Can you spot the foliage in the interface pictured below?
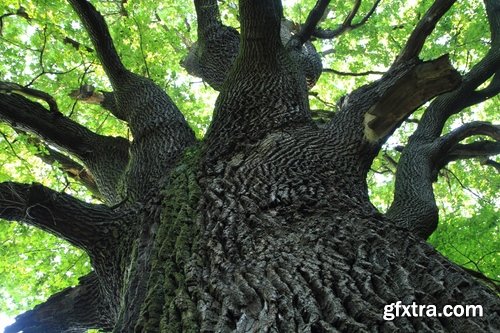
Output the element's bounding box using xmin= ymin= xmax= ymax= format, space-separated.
xmin=0 ymin=0 xmax=498 ymax=318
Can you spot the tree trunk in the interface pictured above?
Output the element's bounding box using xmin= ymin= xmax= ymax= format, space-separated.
xmin=1 ymin=0 xmax=499 ymax=332
xmin=126 ymin=132 xmax=498 ymax=333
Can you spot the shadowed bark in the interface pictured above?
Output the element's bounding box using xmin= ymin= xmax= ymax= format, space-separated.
xmin=0 ymin=182 xmax=121 ymax=254
xmin=4 ymin=273 xmax=113 ymax=333
xmin=1 ymin=0 xmax=499 ymax=332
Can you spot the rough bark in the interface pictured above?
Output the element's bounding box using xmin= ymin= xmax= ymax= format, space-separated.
xmin=68 ymin=0 xmax=196 ymax=202
xmin=387 ymin=0 xmax=500 ymax=239
xmin=0 ymin=92 xmax=129 ymax=204
xmin=4 ymin=273 xmax=113 ymax=333
xmin=1 ymin=0 xmax=499 ymax=332
xmin=182 ymin=0 xmax=323 ymax=91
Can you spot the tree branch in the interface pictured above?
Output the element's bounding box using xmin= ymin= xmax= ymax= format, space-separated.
xmin=312 ymin=0 xmax=381 ymax=39
xmin=32 ymin=140 xmax=102 ymax=199
xmin=184 ymin=1 xmax=323 ymax=90
xmin=68 ymin=0 xmax=197 ymax=201
xmin=433 ymin=122 xmax=500 ymax=168
xmin=364 ymin=55 xmax=461 ymax=143
xmin=0 ymin=81 xmax=59 ymax=113
xmin=0 ymin=6 xmax=31 ymax=36
xmin=444 ymin=141 xmax=500 ymax=163
xmin=481 ymin=158 xmax=500 ymax=172
xmin=386 ymin=0 xmax=500 ymax=240
xmin=465 ymin=68 xmax=500 ymax=107
xmin=436 ymin=121 xmax=500 ymax=155
xmin=0 ymin=182 xmax=121 ymax=252
xmin=295 ymin=0 xmax=331 ymax=44
xmin=412 ymin=0 xmax=500 ymax=141
xmin=0 ymin=92 xmax=130 ymax=204
xmin=5 ymin=272 xmax=114 ymax=333
xmin=181 ymin=0 xmax=240 ymax=90
xmin=194 ymin=0 xmax=223 ymax=38
xmin=203 ymin=0 xmax=315 ymax=161
xmin=68 ymin=0 xmax=127 ymax=85
xmin=322 ymin=67 xmax=385 ymax=76
xmin=239 ymin=0 xmax=283 ymax=57
xmin=396 ymin=0 xmax=457 ymax=63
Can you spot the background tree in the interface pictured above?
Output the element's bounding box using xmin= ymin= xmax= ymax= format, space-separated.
xmin=0 ymin=0 xmax=498 ymax=332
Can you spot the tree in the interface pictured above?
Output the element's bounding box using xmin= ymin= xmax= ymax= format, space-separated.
xmin=0 ymin=0 xmax=499 ymax=331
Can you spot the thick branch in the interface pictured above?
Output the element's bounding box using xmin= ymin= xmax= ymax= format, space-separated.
xmin=385 ymin=0 xmax=499 ymax=236
xmin=68 ymin=1 xmax=197 ymax=200
xmin=444 ymin=141 xmax=500 ymax=164
xmin=386 ymin=136 xmax=499 ymax=238
xmin=323 ymin=67 xmax=385 ymax=76
xmin=413 ymin=0 xmax=500 ymax=141
xmin=386 ymin=1 xmax=500 ymax=239
xmin=68 ymin=0 xmax=127 ymax=85
xmin=364 ymin=55 xmax=461 ymax=143
xmin=0 ymin=92 xmax=94 ymax=154
xmin=5 ymin=272 xmax=114 ymax=333
xmin=434 ymin=122 xmax=500 ymax=168
xmin=239 ymin=0 xmax=283 ymax=57
xmin=386 ymin=122 xmax=499 ymax=240
xmin=385 ymin=145 xmax=439 ymax=240
xmin=296 ymin=0 xmax=331 ymax=44
xmin=396 ymin=0 xmax=457 ymax=63
xmin=0 ymin=81 xmax=59 ymax=113
xmin=437 ymin=122 xmax=500 ymax=154
xmin=312 ymin=0 xmax=380 ymax=39
xmin=184 ymin=1 xmax=323 ymax=90
xmin=466 ymin=68 xmax=500 ymax=107
xmin=324 ymin=56 xmax=460 ymax=184
xmin=203 ymin=0 xmax=314 ymax=161
xmin=0 ymin=182 xmax=121 ymax=252
xmin=194 ymin=0 xmax=223 ymax=39
xmin=181 ymin=0 xmax=240 ymax=90
xmin=0 ymin=92 xmax=129 ymax=204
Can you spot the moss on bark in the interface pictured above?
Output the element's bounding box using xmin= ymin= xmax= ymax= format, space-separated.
xmin=136 ymin=147 xmax=202 ymax=333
